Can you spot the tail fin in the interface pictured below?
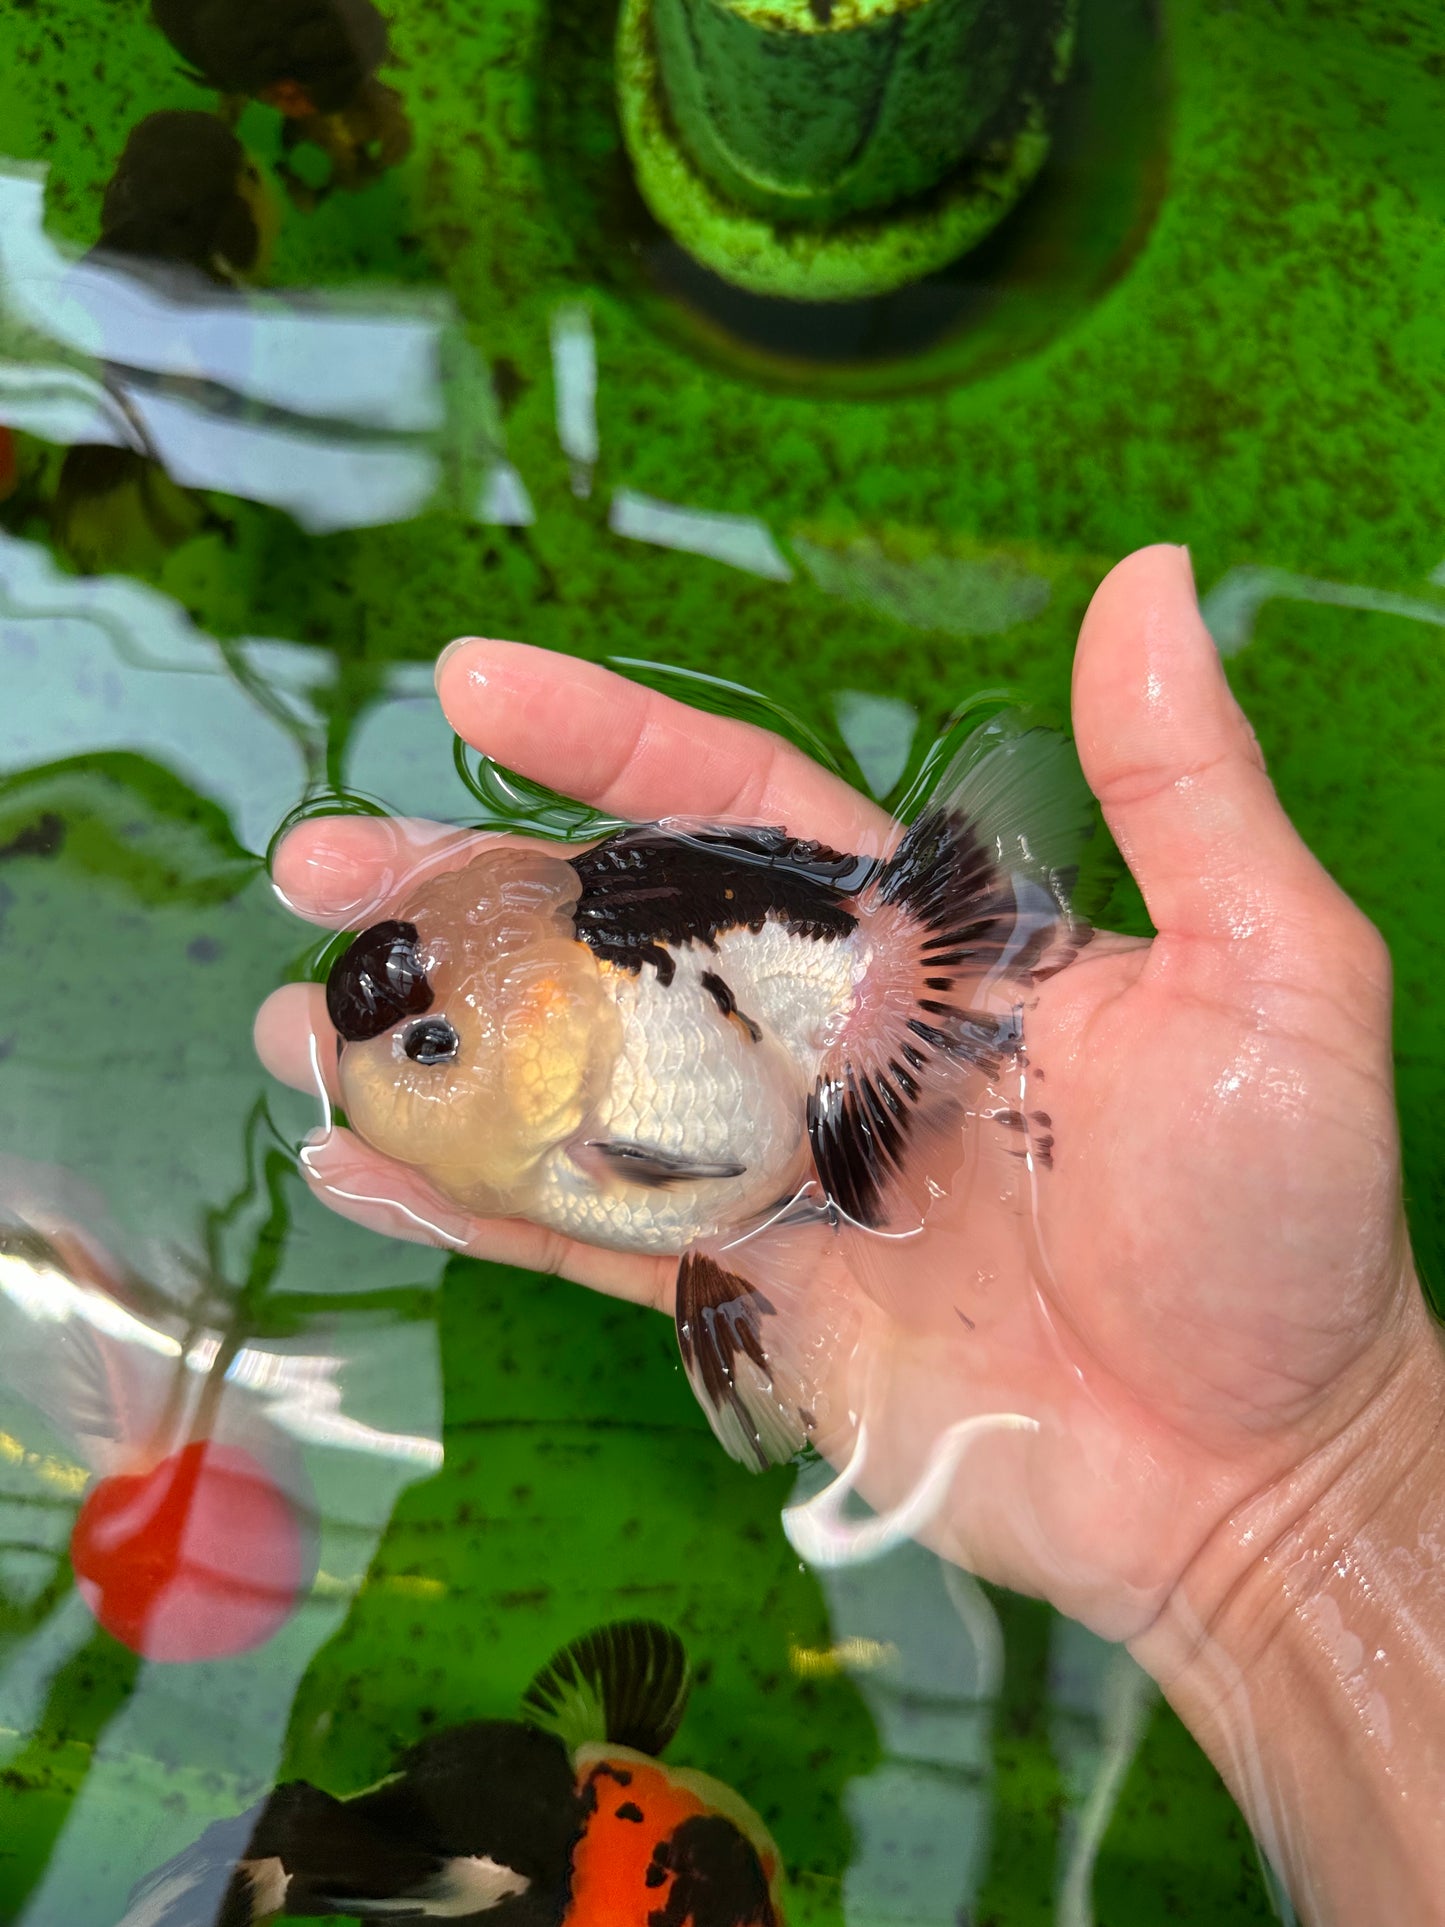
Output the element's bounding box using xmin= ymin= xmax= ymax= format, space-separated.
xmin=116 ymin=1807 xmax=271 ymax=1927
xmin=811 ymin=714 xmax=1092 ymax=1231
xmin=876 ymin=712 xmax=1092 ymax=994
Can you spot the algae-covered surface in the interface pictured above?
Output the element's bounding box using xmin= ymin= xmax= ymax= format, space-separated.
xmin=1 ymin=0 xmax=1442 ymax=1921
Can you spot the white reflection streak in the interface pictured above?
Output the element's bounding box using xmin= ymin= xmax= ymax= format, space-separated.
xmin=476 ymin=459 xmax=535 ymax=526
xmin=609 ymin=487 xmax=793 ymax=582
xmin=0 ymin=1251 xmax=179 ymax=1360
xmin=1203 ymin=563 xmax=1445 ymax=657
xmin=550 ymin=303 xmax=598 ymax=496
xmin=299 ymin=1148 xmax=471 ymax=1254
xmin=783 ymin=1412 xmax=1038 ymax=1568
xmin=1054 ymin=1652 xmax=1156 ymax=1927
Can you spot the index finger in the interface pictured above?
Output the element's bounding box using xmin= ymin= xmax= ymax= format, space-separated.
xmin=435 ymin=639 xmax=893 ymax=854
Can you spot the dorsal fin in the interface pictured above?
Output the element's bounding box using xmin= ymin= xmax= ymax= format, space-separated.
xmin=521 ymin=1620 xmax=691 ymax=1757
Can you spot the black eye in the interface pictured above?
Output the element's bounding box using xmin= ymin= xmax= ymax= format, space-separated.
xmin=402 ymin=1017 xmax=459 ymax=1064
xmin=327 ymin=919 xmax=432 ymax=1042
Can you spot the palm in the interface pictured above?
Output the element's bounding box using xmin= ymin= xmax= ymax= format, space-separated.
xmin=256 ymin=547 xmax=1410 ymax=1640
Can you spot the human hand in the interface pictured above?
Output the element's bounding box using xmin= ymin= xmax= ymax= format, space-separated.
xmin=255 ymin=545 xmax=1432 ymax=1641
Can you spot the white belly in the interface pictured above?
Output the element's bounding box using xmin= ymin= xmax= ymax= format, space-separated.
xmin=529 ymin=923 xmax=861 ymax=1252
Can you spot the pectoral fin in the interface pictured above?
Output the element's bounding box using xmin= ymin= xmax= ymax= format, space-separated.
xmin=586 ymin=1140 xmax=747 ymax=1187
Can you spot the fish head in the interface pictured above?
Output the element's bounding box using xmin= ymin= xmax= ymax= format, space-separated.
xmin=327 ymin=850 xmax=619 ymax=1214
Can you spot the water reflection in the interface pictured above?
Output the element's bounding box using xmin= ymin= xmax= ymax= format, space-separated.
xmin=0 ymin=165 xmax=471 ymax=537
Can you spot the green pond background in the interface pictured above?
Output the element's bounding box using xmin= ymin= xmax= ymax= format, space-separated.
xmin=1 ymin=0 xmax=1442 ymax=1921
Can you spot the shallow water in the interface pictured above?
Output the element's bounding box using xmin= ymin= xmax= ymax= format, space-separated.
xmin=1 ymin=0 xmax=1442 ymax=1921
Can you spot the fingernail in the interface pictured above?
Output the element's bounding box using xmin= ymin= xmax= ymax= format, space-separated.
xmin=434 ymin=636 xmax=476 ymax=693
xmin=1176 ymin=543 xmax=1197 ymax=601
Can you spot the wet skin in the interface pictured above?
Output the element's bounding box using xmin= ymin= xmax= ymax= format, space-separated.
xmin=256 ymin=545 xmax=1444 ymax=1923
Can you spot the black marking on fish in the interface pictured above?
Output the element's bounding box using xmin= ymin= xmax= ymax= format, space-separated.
xmin=522 ymin=1620 xmax=690 ymax=1758
xmin=617 ymin=1802 xmax=646 ymax=1823
xmin=589 ymin=1141 xmax=748 ymax=1187
xmin=326 ymin=918 xmax=432 ymax=1042
xmin=811 ymin=1004 xmax=1021 ymax=1227
xmin=700 ymin=970 xmax=762 ymax=1041
xmin=675 ymin=1253 xmax=779 ymax=1474
xmin=645 ymin=1813 xmax=778 ymax=1927
xmin=123 ymin=1726 xmax=581 ymax=1927
xmin=569 ymin=825 xmax=864 ymax=979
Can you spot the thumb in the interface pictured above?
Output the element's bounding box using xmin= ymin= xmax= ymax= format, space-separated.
xmin=1072 ymin=545 xmax=1347 ymax=947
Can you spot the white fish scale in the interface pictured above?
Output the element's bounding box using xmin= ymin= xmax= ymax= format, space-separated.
xmin=527 ymin=921 xmax=864 ymax=1253
xmin=598 ymin=950 xmax=773 ymax=1158
xmin=712 ymin=920 xmax=861 ymax=1061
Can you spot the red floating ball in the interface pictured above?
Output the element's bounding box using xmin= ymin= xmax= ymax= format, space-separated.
xmin=70 ymin=1440 xmax=308 ymax=1662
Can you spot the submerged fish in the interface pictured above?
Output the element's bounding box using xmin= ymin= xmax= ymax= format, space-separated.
xmin=324 ymin=715 xmax=1091 ymax=1468
xmin=118 ymin=1618 xmax=785 ymax=1926
xmin=0 ymin=1182 xmax=316 ymax=1661
xmin=152 ymin=0 xmax=411 ymax=201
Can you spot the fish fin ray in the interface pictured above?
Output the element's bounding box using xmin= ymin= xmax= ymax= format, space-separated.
xmin=816 ymin=715 xmax=1091 ymax=1230
xmin=675 ymin=1208 xmax=860 ymax=1471
xmin=521 ymin=1619 xmax=690 ymax=1757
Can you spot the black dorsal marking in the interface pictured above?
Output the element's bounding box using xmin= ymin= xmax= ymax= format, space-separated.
xmin=325 ymin=919 xmax=432 ymax=1042
xmin=569 ymin=825 xmax=866 ymax=978
xmin=700 ymin=970 xmax=762 ymax=1042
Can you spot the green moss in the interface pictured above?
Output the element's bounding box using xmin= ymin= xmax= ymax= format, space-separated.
xmin=648 ymin=0 xmax=1063 ymax=223
xmin=620 ymin=0 xmax=1073 ymax=297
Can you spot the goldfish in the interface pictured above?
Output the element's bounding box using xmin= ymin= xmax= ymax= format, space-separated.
xmin=0 ymin=1172 xmax=316 ymax=1661
xmin=93 ymin=110 xmax=279 ymax=286
xmin=53 ymin=111 xmax=273 ymax=572
xmin=151 ymin=0 xmax=412 ymax=202
xmin=322 ymin=714 xmax=1091 ymax=1470
xmin=118 ymin=1619 xmax=785 ymax=1925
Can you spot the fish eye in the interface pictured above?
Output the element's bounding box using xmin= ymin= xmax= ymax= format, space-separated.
xmin=401 ymin=1017 xmax=460 ymax=1065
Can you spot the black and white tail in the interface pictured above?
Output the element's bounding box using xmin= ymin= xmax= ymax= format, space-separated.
xmin=809 ymin=711 xmax=1092 ymax=1230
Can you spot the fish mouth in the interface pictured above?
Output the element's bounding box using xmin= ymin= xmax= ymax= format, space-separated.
xmin=325 ymin=919 xmax=434 ymax=1042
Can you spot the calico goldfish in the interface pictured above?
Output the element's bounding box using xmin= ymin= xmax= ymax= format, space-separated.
xmin=323 ymin=715 xmax=1091 ymax=1470
xmin=118 ymin=1619 xmax=785 ymax=1926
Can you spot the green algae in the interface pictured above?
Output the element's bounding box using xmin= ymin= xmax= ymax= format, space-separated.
xmin=620 ymin=0 xmax=1073 ymax=298
xmin=646 ymin=0 xmax=1064 ymax=224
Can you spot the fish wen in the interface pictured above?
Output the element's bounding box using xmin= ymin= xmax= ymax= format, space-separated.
xmin=322 ymin=711 xmax=1093 ymax=1471
xmin=118 ymin=1618 xmax=785 ymax=1926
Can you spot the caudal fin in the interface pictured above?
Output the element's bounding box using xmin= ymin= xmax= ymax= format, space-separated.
xmin=811 ymin=713 xmax=1093 ymax=1230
